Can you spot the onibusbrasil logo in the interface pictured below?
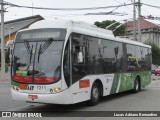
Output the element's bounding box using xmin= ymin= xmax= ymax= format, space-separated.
xmin=2 ymin=112 xmax=42 ymax=117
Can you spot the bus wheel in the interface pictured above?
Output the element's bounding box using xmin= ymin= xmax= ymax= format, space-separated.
xmin=88 ymin=82 xmax=100 ymax=106
xmin=133 ymin=77 xmax=140 ymax=93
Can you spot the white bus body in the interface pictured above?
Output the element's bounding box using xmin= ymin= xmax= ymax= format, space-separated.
xmin=11 ymin=18 xmax=151 ymax=105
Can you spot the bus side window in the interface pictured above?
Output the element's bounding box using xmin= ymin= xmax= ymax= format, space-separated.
xmin=73 ymin=45 xmax=81 ymax=64
xmin=72 ymin=45 xmax=87 ymax=71
xmin=72 ymin=34 xmax=87 ymax=83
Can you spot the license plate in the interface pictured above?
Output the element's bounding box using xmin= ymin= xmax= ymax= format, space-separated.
xmin=28 ymin=95 xmax=38 ymax=100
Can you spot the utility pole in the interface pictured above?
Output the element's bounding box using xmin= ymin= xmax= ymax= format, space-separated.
xmin=32 ymin=2 xmax=33 ymax=16
xmin=133 ymin=0 xmax=137 ymax=41
xmin=124 ymin=20 xmax=127 ymax=37
xmin=138 ymin=0 xmax=142 ymax=42
xmin=0 ymin=0 xmax=5 ymax=79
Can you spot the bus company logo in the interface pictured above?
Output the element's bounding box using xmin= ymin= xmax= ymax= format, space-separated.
xmin=18 ymin=84 xmax=28 ymax=89
xmin=2 ymin=112 xmax=11 ymax=117
xmin=79 ymin=79 xmax=90 ymax=88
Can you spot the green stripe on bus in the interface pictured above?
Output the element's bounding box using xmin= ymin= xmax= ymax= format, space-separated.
xmin=110 ymin=71 xmax=151 ymax=94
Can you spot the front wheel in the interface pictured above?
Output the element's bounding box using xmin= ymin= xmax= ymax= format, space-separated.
xmin=88 ymin=82 xmax=100 ymax=106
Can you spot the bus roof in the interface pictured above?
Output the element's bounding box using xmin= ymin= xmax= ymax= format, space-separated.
xmin=27 ymin=18 xmax=151 ymax=48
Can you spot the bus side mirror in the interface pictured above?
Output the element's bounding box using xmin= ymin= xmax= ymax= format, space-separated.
xmin=78 ymin=52 xmax=83 ymax=63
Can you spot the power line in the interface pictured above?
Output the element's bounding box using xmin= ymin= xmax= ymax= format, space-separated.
xmin=142 ymin=3 xmax=160 ymax=9
xmin=141 ymin=8 xmax=151 ymax=16
xmin=3 ymin=1 xmax=134 ymax=11
xmin=85 ymin=11 xmax=128 ymax=16
xmin=114 ymin=0 xmax=135 ymax=13
xmin=2 ymin=1 xmax=160 ymax=21
xmin=2 ymin=1 xmax=160 ymax=13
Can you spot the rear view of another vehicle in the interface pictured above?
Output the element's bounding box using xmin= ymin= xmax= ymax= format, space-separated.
xmin=151 ymin=64 xmax=158 ymax=74
xmin=154 ymin=66 xmax=160 ymax=75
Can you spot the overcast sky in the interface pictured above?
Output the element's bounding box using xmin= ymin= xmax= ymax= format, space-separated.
xmin=3 ymin=0 xmax=160 ymax=24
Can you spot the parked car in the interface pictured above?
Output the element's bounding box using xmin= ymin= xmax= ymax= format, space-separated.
xmin=151 ymin=64 xmax=159 ymax=74
xmin=153 ymin=66 xmax=160 ymax=75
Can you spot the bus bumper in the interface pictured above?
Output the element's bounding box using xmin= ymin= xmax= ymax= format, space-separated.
xmin=11 ymin=89 xmax=72 ymax=104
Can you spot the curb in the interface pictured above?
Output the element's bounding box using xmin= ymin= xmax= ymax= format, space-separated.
xmin=0 ymin=80 xmax=10 ymax=83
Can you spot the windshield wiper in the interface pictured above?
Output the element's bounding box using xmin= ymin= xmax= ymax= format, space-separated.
xmin=37 ymin=38 xmax=54 ymax=63
xmin=27 ymin=45 xmax=33 ymax=70
xmin=24 ymin=40 xmax=34 ymax=70
xmin=24 ymin=40 xmax=31 ymax=54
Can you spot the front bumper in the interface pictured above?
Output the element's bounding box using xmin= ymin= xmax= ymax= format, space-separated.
xmin=11 ymin=89 xmax=72 ymax=104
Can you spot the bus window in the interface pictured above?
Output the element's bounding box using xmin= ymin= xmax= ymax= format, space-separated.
xmin=72 ymin=33 xmax=87 ymax=83
xmin=88 ymin=37 xmax=123 ymax=74
xmin=63 ymin=41 xmax=70 ymax=87
xmin=11 ymin=28 xmax=66 ymax=83
xmin=127 ymin=44 xmax=137 ymax=71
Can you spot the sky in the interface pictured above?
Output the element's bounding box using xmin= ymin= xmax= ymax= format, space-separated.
xmin=2 ymin=0 xmax=160 ymax=24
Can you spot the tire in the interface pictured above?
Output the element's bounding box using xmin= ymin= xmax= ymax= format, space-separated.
xmin=133 ymin=77 xmax=140 ymax=93
xmin=88 ymin=82 xmax=100 ymax=106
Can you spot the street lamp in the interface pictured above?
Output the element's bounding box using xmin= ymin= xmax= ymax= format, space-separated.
xmin=5 ymin=26 xmax=14 ymax=66
xmin=5 ymin=26 xmax=14 ymax=41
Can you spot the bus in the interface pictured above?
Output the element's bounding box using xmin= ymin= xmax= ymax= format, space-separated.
xmin=11 ymin=18 xmax=152 ymax=105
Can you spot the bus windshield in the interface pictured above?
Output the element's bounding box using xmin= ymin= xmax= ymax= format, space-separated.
xmin=11 ymin=29 xmax=66 ymax=84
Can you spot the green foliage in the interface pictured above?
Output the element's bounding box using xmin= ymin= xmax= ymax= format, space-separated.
xmin=145 ymin=41 xmax=160 ymax=65
xmin=94 ymin=20 xmax=125 ymax=36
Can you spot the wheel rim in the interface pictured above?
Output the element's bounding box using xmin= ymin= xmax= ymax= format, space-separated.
xmin=135 ymin=80 xmax=139 ymax=91
xmin=92 ymin=86 xmax=99 ymax=101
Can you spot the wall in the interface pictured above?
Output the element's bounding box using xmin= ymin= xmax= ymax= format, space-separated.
xmin=4 ymin=33 xmax=16 ymax=43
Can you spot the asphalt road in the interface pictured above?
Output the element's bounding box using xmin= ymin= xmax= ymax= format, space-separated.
xmin=0 ymin=75 xmax=160 ymax=119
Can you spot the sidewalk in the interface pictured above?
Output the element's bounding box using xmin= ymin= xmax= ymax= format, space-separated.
xmin=0 ymin=67 xmax=11 ymax=83
xmin=150 ymin=74 xmax=160 ymax=88
xmin=152 ymin=74 xmax=160 ymax=81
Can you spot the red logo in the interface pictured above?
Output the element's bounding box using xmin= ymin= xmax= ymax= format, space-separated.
xmin=79 ymin=79 xmax=90 ymax=88
xmin=28 ymin=95 xmax=38 ymax=101
xmin=18 ymin=84 xmax=28 ymax=89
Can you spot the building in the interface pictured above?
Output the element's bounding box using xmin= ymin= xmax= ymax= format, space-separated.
xmin=126 ymin=18 xmax=160 ymax=46
xmin=0 ymin=15 xmax=44 ymax=44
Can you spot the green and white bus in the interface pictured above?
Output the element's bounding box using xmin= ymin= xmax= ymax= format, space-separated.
xmin=11 ymin=18 xmax=151 ymax=105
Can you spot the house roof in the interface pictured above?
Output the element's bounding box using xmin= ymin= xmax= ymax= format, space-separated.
xmin=4 ymin=15 xmax=44 ymax=24
xmin=127 ymin=18 xmax=160 ymax=30
xmin=0 ymin=15 xmax=44 ymax=37
xmin=145 ymin=19 xmax=160 ymax=26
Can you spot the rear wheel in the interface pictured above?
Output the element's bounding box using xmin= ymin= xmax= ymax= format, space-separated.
xmin=88 ymin=82 xmax=100 ymax=106
xmin=133 ymin=77 xmax=140 ymax=93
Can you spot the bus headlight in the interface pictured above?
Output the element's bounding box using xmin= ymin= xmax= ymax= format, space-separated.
xmin=54 ymin=88 xmax=61 ymax=92
xmin=50 ymin=88 xmax=61 ymax=93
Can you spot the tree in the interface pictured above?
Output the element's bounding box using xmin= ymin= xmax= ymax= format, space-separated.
xmin=145 ymin=41 xmax=160 ymax=65
xmin=94 ymin=20 xmax=125 ymax=36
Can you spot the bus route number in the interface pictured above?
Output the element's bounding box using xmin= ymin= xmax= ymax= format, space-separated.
xmin=37 ymin=86 xmax=46 ymax=90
